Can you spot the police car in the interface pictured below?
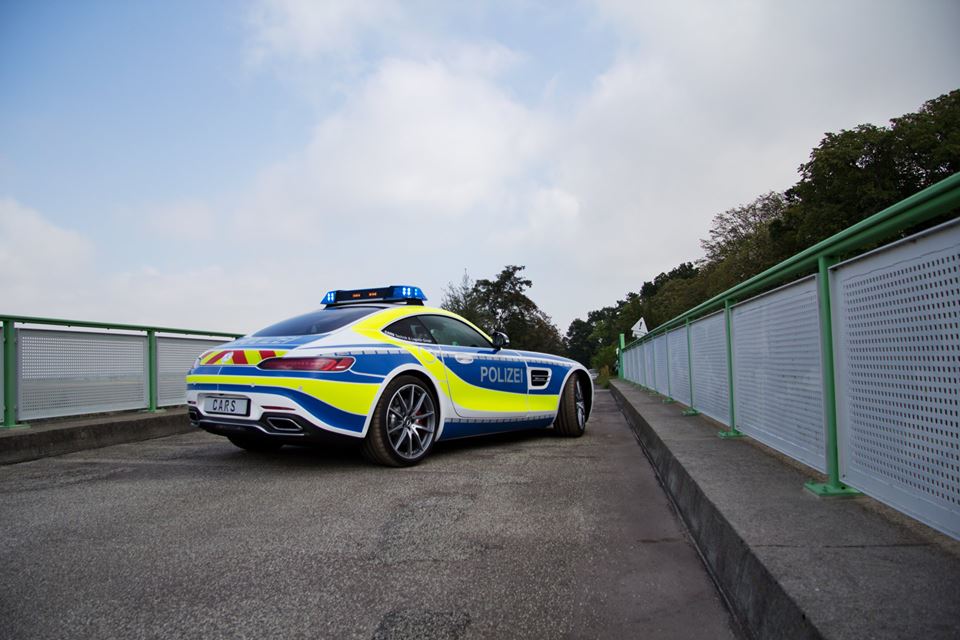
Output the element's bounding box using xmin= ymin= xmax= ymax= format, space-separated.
xmin=186 ymin=286 xmax=593 ymax=466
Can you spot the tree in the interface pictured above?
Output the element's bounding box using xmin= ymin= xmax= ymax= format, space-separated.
xmin=782 ymin=91 xmax=960 ymax=249
xmin=782 ymin=123 xmax=900 ymax=248
xmin=564 ymin=90 xmax=960 ymax=369
xmin=440 ymin=265 xmax=566 ymax=354
xmin=440 ymin=271 xmax=490 ymax=329
xmin=889 ymin=90 xmax=960 ymax=196
xmin=565 ymin=318 xmax=596 ymax=367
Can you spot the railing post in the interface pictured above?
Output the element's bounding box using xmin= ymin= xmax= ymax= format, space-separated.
xmin=682 ymin=318 xmax=699 ymax=416
xmin=805 ymin=256 xmax=859 ymax=496
xmin=718 ymin=300 xmax=743 ymax=438
xmin=617 ymin=333 xmax=625 ymax=379
xmin=2 ymin=318 xmax=18 ymax=428
xmin=147 ymin=329 xmax=160 ymax=412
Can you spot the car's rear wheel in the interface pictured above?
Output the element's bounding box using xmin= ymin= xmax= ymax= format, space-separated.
xmin=362 ymin=375 xmax=438 ymax=467
xmin=554 ymin=375 xmax=587 ymax=437
xmin=227 ymin=435 xmax=284 ymax=453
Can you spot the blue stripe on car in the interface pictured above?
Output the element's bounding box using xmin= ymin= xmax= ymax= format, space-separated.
xmin=189 ymin=383 xmax=366 ymax=432
xmin=527 ymin=362 xmax=572 ymax=395
xmin=441 ymin=356 xmax=527 ymax=394
xmin=438 ymin=417 xmax=554 ymax=440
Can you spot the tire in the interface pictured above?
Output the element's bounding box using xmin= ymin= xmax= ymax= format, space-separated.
xmin=554 ymin=374 xmax=587 ymax=437
xmin=362 ymin=375 xmax=438 ymax=467
xmin=227 ymin=435 xmax=284 ymax=453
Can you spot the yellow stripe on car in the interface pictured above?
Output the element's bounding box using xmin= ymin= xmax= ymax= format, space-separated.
xmin=186 ymin=374 xmax=377 ymax=416
xmin=443 ymin=368 xmax=528 ymax=413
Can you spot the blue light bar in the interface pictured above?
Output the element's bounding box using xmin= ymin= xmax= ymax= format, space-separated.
xmin=322 ymin=285 xmax=427 ymax=306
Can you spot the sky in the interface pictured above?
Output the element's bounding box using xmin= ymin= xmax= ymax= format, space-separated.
xmin=1 ymin=0 xmax=958 ymax=335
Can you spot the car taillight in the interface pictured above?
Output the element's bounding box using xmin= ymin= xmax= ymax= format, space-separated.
xmin=258 ymin=356 xmax=355 ymax=372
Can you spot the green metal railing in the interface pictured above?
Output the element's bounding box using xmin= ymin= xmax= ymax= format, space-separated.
xmin=620 ymin=171 xmax=960 ymax=495
xmin=0 ymin=315 xmax=242 ymax=428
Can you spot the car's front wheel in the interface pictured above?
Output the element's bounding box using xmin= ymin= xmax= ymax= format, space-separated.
xmin=227 ymin=435 xmax=284 ymax=453
xmin=554 ymin=375 xmax=587 ymax=437
xmin=362 ymin=375 xmax=438 ymax=467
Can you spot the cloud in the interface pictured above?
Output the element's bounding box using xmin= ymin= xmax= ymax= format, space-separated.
xmin=247 ymin=0 xmax=404 ymax=61
xmin=221 ymin=1 xmax=960 ymax=330
xmin=236 ymin=55 xmax=552 ymax=235
xmin=6 ymin=1 xmax=958 ymax=336
xmin=146 ymin=200 xmax=220 ymax=240
xmin=540 ymin=0 xmax=960 ymax=319
xmin=0 ymin=198 xmax=296 ymax=333
xmin=0 ymin=199 xmax=96 ymax=314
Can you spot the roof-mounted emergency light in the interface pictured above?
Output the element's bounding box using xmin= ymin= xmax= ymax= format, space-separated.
xmin=323 ymin=285 xmax=427 ymax=307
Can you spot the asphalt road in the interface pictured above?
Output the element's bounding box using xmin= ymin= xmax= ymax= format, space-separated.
xmin=0 ymin=391 xmax=736 ymax=639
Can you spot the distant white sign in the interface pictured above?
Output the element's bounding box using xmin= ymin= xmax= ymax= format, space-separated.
xmin=632 ymin=317 xmax=648 ymax=338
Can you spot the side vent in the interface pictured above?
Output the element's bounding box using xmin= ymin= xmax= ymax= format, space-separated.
xmin=530 ymin=369 xmax=550 ymax=388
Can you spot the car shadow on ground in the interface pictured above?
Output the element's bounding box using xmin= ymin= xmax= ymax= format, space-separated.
xmin=220 ymin=426 xmax=560 ymax=470
xmin=431 ymin=427 xmax=556 ymax=458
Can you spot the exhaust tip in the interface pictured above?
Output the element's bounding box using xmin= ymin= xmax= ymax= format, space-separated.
xmin=265 ymin=417 xmax=303 ymax=433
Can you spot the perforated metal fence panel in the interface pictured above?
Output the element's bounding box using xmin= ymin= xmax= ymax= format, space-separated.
xmin=626 ymin=345 xmax=642 ymax=386
xmin=668 ymin=327 xmax=691 ymax=406
xmin=690 ymin=311 xmax=730 ymax=426
xmin=626 ymin=346 xmax=635 ymax=384
xmin=654 ymin=334 xmax=669 ymax=396
xmin=645 ymin=342 xmax=656 ymax=390
xmin=833 ymin=221 xmax=960 ymax=539
xmin=158 ymin=337 xmax=226 ymax=407
xmin=18 ymin=329 xmax=148 ymax=420
xmin=638 ymin=343 xmax=648 ymax=387
xmin=732 ymin=277 xmax=826 ymax=472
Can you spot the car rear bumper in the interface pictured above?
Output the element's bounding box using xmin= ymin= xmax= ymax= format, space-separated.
xmin=186 ymin=384 xmax=370 ymax=438
xmin=188 ymin=407 xmax=358 ymax=445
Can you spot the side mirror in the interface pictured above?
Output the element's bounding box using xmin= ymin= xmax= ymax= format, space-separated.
xmin=492 ymin=331 xmax=510 ymax=350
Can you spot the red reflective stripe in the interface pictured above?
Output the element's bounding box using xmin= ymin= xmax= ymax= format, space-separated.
xmin=207 ymin=351 xmax=228 ymax=364
xmin=232 ymin=350 xmax=248 ymax=365
xmin=259 ymin=350 xmax=276 ymax=360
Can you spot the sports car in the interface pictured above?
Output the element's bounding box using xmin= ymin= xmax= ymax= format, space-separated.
xmin=186 ymin=285 xmax=593 ymax=466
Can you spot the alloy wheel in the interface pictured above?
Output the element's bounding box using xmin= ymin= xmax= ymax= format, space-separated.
xmin=386 ymin=383 xmax=437 ymax=460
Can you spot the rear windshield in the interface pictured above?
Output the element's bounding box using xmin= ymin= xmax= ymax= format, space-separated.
xmin=253 ymin=306 xmax=380 ymax=337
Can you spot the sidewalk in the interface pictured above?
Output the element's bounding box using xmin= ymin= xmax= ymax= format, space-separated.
xmin=0 ymin=409 xmax=192 ymax=465
xmin=609 ymin=379 xmax=960 ymax=640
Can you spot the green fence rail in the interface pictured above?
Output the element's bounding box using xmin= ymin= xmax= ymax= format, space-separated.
xmin=620 ymin=171 xmax=960 ymax=495
xmin=0 ymin=315 xmax=242 ymax=428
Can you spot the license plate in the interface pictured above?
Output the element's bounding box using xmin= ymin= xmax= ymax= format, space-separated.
xmin=204 ymin=396 xmax=250 ymax=416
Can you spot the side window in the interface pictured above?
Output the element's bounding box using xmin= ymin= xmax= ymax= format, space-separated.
xmin=419 ymin=315 xmax=492 ymax=348
xmin=383 ymin=317 xmax=436 ymax=344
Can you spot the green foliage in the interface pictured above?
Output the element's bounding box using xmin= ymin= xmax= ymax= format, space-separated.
xmin=594 ymin=370 xmax=611 ymax=389
xmin=567 ymin=89 xmax=960 ymax=367
xmin=591 ymin=344 xmax=618 ymax=371
xmin=440 ymin=265 xmax=566 ymax=355
xmin=564 ymin=318 xmax=596 ymax=368
xmin=440 ymin=271 xmax=489 ymax=329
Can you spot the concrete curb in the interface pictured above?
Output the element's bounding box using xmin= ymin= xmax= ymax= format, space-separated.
xmin=0 ymin=409 xmax=193 ymax=465
xmin=609 ymin=379 xmax=960 ymax=640
xmin=609 ymin=381 xmax=818 ymax=639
